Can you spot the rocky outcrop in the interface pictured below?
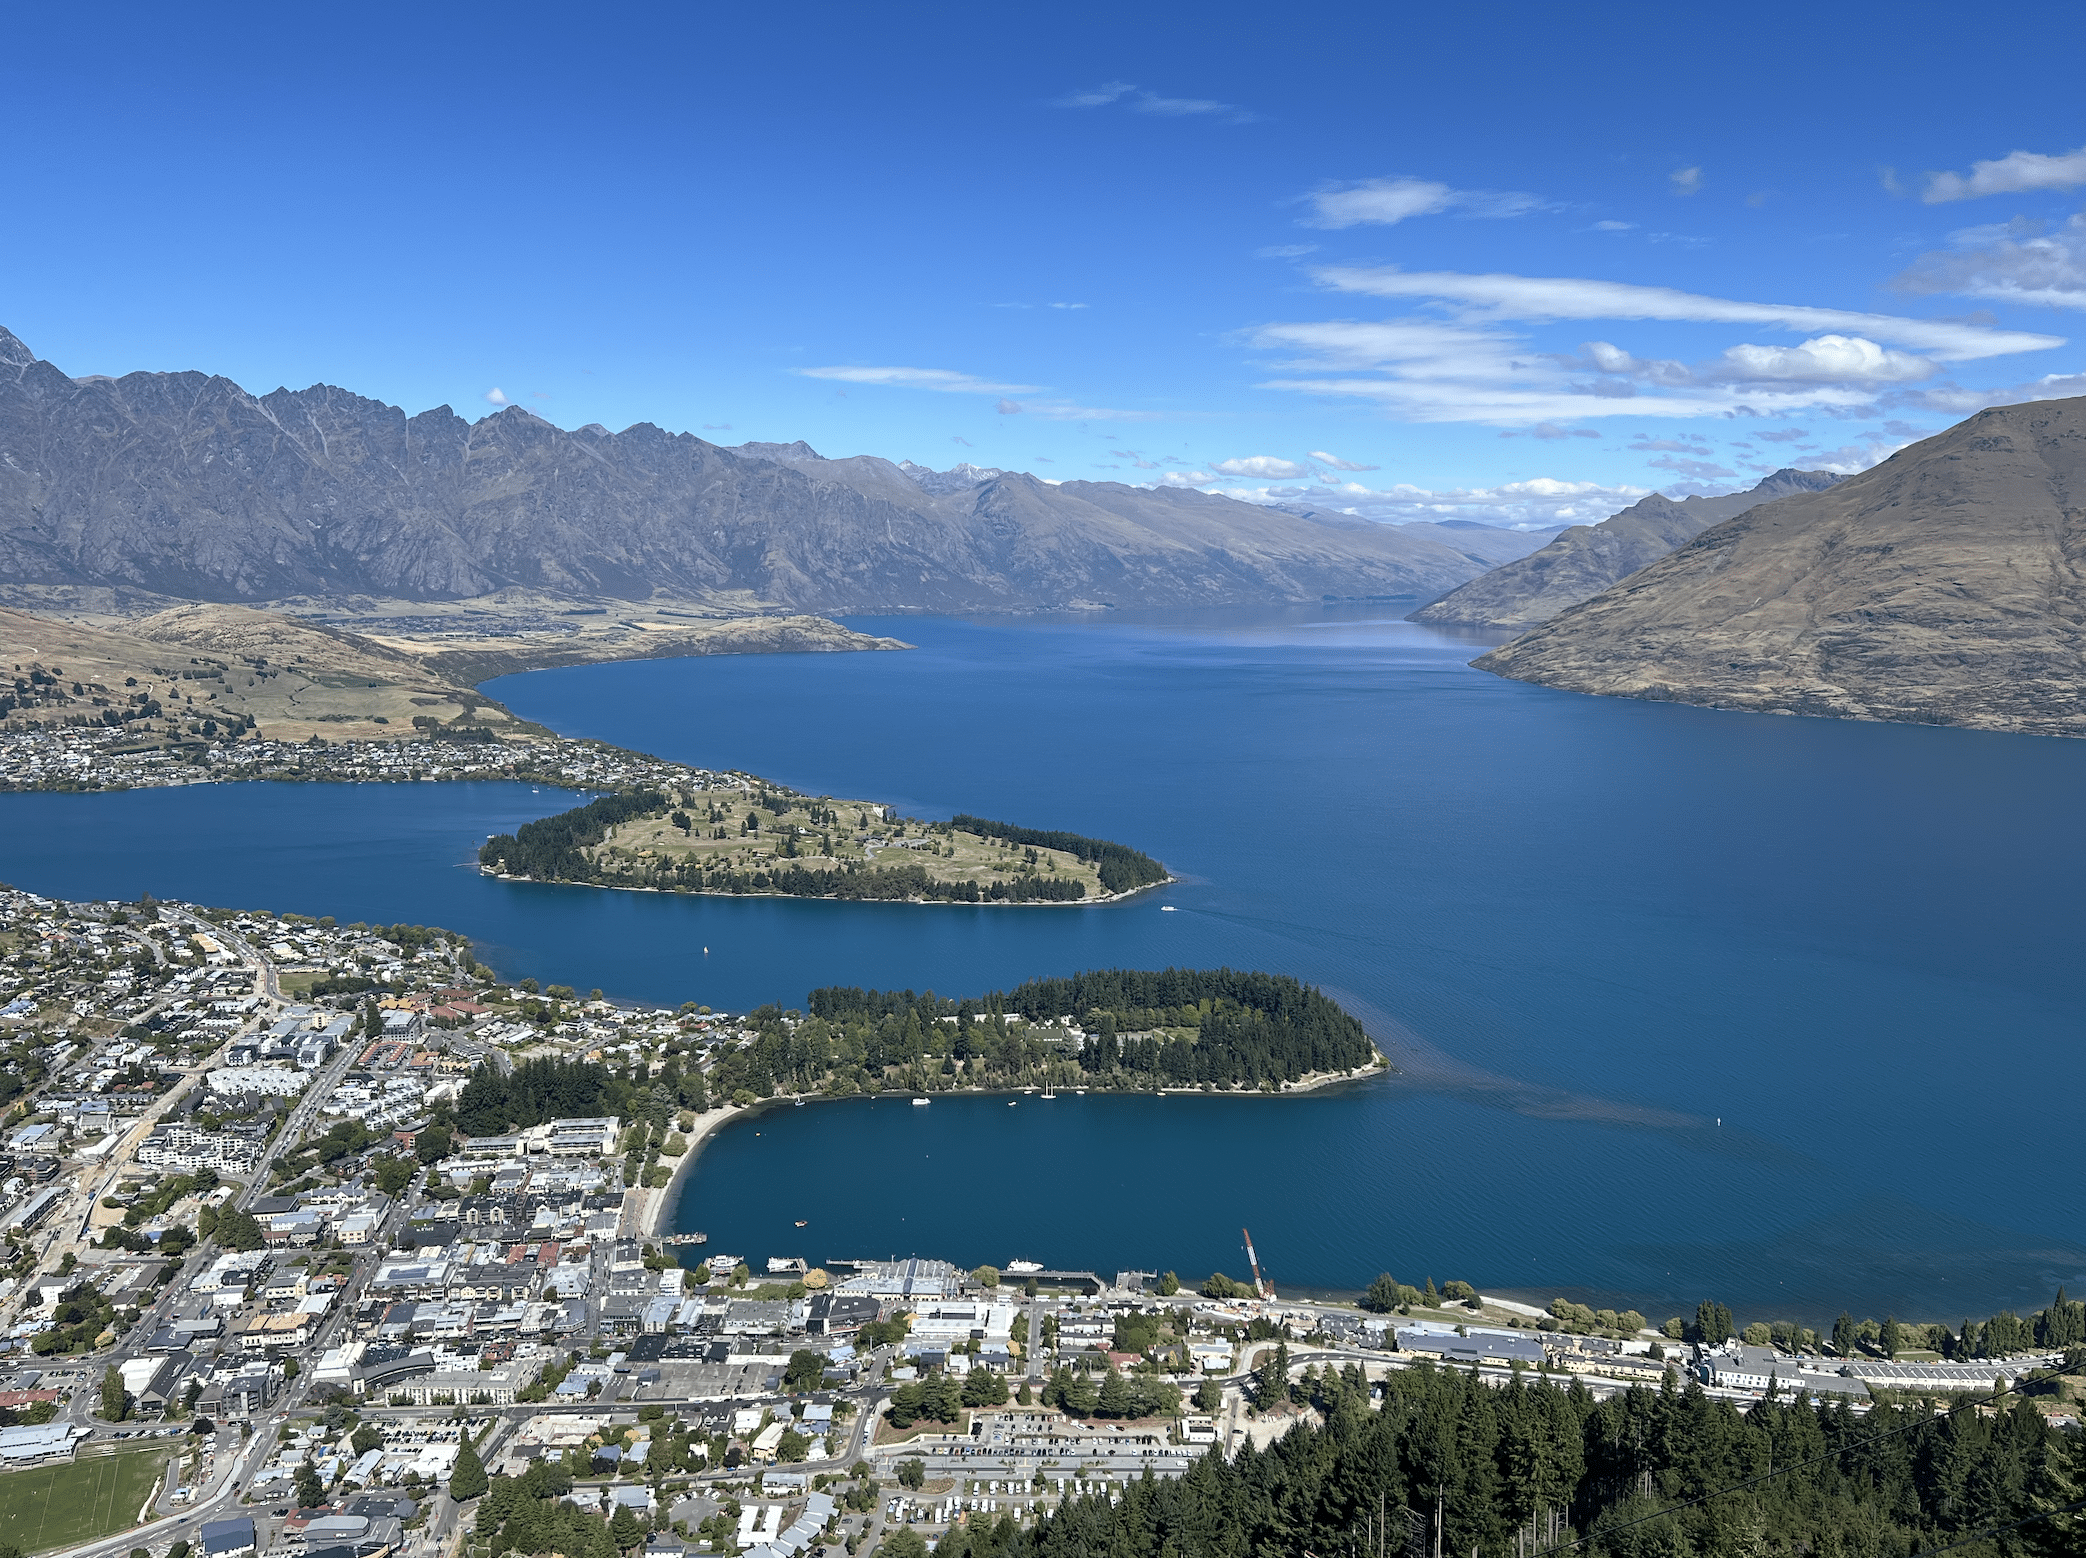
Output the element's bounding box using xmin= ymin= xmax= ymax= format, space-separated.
xmin=1472 ymin=397 xmax=2086 ymax=736
xmin=1411 ymin=469 xmax=1844 ymax=633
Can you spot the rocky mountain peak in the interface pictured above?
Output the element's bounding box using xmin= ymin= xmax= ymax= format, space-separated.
xmin=733 ymin=439 xmax=822 ymax=464
xmin=897 ymin=459 xmax=1006 ymax=495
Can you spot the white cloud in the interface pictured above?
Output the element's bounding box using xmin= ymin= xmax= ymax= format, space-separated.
xmin=1211 ymin=456 xmax=1312 ymax=479
xmin=1176 ymin=473 xmax=1651 ymax=529
xmin=1307 ymin=266 xmax=2064 ymax=360
xmin=1592 ymin=220 xmax=1635 ymax=232
xmin=1256 ymin=244 xmax=1318 ymax=258
xmin=1893 ymin=213 xmax=2086 ymax=310
xmin=1054 ymin=81 xmax=1258 ymax=122
xmin=1308 ymin=450 xmax=1380 ymax=469
xmin=1755 ymin=427 xmax=1811 ymax=443
xmin=1669 ymin=166 xmax=1703 ymax=196
xmin=1245 ymin=316 xmax=1867 ymax=424
xmin=1302 ymin=176 xmax=1548 ymax=229
xmin=795 ymin=365 xmax=1161 ymax=422
xmin=1707 ymin=335 xmax=1936 ymax=385
xmin=484 ymin=387 xmax=508 ymax=405
xmin=799 ymin=365 xmax=1040 ymax=395
xmin=1924 ymin=144 xmax=2086 ymax=203
xmin=1049 ymin=302 xmax=1089 ymax=310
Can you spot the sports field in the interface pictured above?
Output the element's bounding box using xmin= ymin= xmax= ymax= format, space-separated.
xmin=0 ymin=1447 xmax=166 ymax=1553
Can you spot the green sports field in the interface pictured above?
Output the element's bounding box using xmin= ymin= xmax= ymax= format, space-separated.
xmin=0 ymin=1447 xmax=168 ymax=1553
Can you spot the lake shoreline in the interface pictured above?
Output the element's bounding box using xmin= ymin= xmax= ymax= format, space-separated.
xmin=643 ymin=1060 xmax=1389 ymax=1243
xmin=481 ymin=865 xmax=1175 ymax=910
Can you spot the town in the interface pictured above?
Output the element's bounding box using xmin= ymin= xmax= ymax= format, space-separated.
xmin=0 ymin=723 xmax=737 ymax=796
xmin=0 ymin=885 xmax=2076 ymax=1558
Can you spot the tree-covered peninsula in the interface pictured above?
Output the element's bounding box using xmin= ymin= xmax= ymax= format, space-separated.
xmin=479 ymin=782 xmax=1169 ymax=904
xmin=790 ymin=967 xmax=1382 ymax=1093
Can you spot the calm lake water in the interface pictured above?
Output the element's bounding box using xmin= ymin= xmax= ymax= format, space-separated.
xmin=4 ymin=606 xmax=2082 ymax=1323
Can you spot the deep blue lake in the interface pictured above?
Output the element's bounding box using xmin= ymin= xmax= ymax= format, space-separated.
xmin=4 ymin=606 xmax=2082 ymax=1324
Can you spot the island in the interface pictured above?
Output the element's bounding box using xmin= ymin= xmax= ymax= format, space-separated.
xmin=479 ymin=788 xmax=1173 ymax=905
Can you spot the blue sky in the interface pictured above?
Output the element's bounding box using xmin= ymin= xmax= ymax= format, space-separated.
xmin=7 ymin=0 xmax=2086 ymax=527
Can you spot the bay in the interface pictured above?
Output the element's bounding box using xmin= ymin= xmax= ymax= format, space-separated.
xmin=4 ymin=605 xmax=2083 ymax=1322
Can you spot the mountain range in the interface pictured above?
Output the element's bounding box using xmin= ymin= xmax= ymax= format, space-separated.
xmin=1474 ymin=395 xmax=2086 ymax=737
xmin=1409 ymin=468 xmax=1845 ymax=633
xmin=0 ymin=329 xmax=1549 ymax=616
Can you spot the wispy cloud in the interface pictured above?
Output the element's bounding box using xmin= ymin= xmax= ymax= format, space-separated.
xmin=797 ymin=364 xmax=1161 ymax=422
xmin=1053 ymin=80 xmax=1259 ymax=123
xmin=1301 ymin=176 xmax=1550 ymax=229
xmin=1755 ymin=427 xmax=1811 ymax=444
xmin=483 ymin=387 xmax=508 ymax=405
xmin=1256 ymin=244 xmax=1318 ymax=258
xmin=798 ymin=365 xmax=1039 ymax=395
xmin=1892 ymin=213 xmax=2086 ymax=310
xmin=1924 ymin=143 xmax=2086 ymax=203
xmin=1501 ymin=424 xmax=1601 ymax=440
xmin=1647 ymin=454 xmax=1734 ymax=479
xmin=1897 ymin=369 xmax=2086 ymax=415
xmin=1243 ymin=294 xmax=2027 ymax=427
xmin=1307 ymin=267 xmax=2064 ymax=360
xmin=1308 ymin=450 xmax=1379 ymax=469
xmin=1669 ymin=166 xmax=1703 ymax=196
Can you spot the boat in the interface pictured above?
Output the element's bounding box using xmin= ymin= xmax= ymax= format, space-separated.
xmin=1006 ymin=1259 xmax=1043 ymax=1274
xmin=794 ymin=1220 xmax=807 ymax=1227
xmin=911 ymin=1097 xmax=929 ymax=1106
xmin=1008 ymin=1100 xmax=1017 ymax=1106
xmin=794 ymin=1099 xmax=805 ymax=1107
xmin=1160 ymin=905 xmax=1176 ymax=912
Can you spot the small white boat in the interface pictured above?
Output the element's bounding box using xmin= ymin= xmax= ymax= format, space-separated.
xmin=1160 ymin=905 xmax=1176 ymax=912
xmin=911 ymin=1097 xmax=929 ymax=1106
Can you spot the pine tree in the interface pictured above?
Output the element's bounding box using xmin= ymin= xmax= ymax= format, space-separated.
xmin=451 ymin=1436 xmax=489 ymax=1501
xmin=1833 ymin=1312 xmax=1856 ymax=1357
xmin=1097 ymin=1368 xmax=1132 ymax=1419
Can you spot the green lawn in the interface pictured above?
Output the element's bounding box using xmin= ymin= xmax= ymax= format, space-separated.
xmin=0 ymin=1447 xmax=168 ymax=1553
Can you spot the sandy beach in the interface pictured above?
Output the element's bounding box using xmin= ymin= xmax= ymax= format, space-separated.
xmin=624 ymin=1099 xmax=750 ymax=1240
